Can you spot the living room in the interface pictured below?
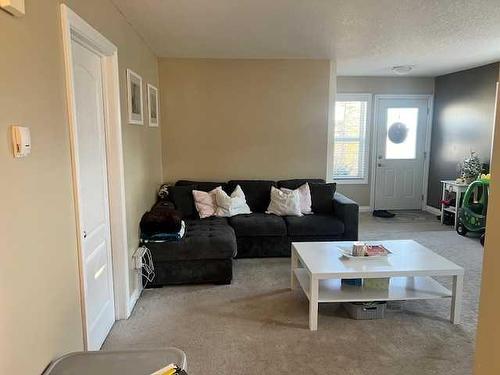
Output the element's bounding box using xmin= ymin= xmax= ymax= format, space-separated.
xmin=1 ymin=1 xmax=500 ymax=374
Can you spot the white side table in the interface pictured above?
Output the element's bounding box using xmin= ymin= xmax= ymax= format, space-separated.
xmin=440 ymin=180 xmax=469 ymax=228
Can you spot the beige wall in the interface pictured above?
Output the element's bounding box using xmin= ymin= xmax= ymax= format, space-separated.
xmin=159 ymin=58 xmax=331 ymax=182
xmin=336 ymin=76 xmax=435 ymax=206
xmin=0 ymin=3 xmax=82 ymax=374
xmin=474 ymin=84 xmax=500 ymax=375
xmin=0 ymin=1 xmax=161 ymax=374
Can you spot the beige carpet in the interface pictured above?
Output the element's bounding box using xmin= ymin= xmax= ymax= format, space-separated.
xmin=103 ymin=211 xmax=483 ymax=374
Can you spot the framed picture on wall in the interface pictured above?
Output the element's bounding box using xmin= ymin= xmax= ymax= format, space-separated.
xmin=126 ymin=69 xmax=143 ymax=125
xmin=147 ymin=84 xmax=159 ymax=127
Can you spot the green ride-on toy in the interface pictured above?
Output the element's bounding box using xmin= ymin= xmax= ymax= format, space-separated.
xmin=456 ymin=176 xmax=490 ymax=246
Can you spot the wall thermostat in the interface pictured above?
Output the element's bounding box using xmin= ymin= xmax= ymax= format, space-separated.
xmin=11 ymin=126 xmax=31 ymax=158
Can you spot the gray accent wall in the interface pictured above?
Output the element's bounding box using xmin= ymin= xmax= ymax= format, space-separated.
xmin=427 ymin=63 xmax=499 ymax=208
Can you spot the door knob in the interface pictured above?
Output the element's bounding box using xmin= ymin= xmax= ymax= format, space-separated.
xmin=83 ymin=230 xmax=87 ymax=239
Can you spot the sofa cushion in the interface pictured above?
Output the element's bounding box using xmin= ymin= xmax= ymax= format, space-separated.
xmin=235 ymin=237 xmax=290 ymax=258
xmin=215 ymin=185 xmax=252 ymax=217
xmin=266 ymin=186 xmax=302 ymax=217
xmin=309 ymin=183 xmax=337 ymax=214
xmin=284 ymin=214 xmax=344 ymax=236
xmin=146 ymin=217 xmax=237 ymax=261
xmin=281 ymin=183 xmax=313 ymax=215
xmin=229 ymin=213 xmax=286 ymax=237
xmin=168 ymin=185 xmax=197 ymax=218
xmin=277 ymin=178 xmax=325 ymax=189
xmin=192 ymin=188 xmax=218 ymax=219
xmin=227 ymin=180 xmax=276 ymax=212
xmin=176 ymin=180 xmax=228 ymax=193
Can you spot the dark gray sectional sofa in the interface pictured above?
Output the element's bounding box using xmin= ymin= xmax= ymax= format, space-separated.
xmin=143 ymin=179 xmax=359 ymax=287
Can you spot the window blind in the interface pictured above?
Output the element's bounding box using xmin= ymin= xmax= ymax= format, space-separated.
xmin=333 ymin=98 xmax=369 ymax=181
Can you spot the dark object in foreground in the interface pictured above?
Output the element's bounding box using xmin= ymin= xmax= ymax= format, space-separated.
xmin=372 ymin=210 xmax=396 ymax=218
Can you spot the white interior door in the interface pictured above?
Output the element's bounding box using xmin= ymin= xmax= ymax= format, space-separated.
xmin=374 ymin=97 xmax=429 ymax=210
xmin=71 ymin=40 xmax=115 ymax=350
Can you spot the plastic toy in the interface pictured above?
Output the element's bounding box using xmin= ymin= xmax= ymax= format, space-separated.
xmin=456 ymin=175 xmax=490 ymax=246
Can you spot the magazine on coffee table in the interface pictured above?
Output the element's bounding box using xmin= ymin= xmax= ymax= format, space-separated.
xmin=365 ymin=245 xmax=391 ymax=256
xmin=338 ymin=244 xmax=392 ymax=259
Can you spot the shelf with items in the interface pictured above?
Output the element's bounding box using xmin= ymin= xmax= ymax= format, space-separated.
xmin=440 ymin=180 xmax=469 ymax=229
xmin=293 ymin=269 xmax=452 ymax=303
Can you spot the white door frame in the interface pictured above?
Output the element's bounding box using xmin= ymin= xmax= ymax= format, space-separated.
xmin=60 ymin=5 xmax=130 ymax=347
xmin=369 ymin=94 xmax=434 ymax=211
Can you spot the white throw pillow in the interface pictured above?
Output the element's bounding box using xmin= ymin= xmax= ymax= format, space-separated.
xmin=192 ymin=187 xmax=219 ymax=219
xmin=266 ymin=186 xmax=303 ymax=217
xmin=281 ymin=183 xmax=313 ymax=215
xmin=215 ymin=185 xmax=252 ymax=217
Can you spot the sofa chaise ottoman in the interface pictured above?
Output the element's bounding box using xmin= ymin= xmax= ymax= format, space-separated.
xmin=143 ymin=212 xmax=236 ymax=286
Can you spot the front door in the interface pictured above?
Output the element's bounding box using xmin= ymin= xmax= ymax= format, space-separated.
xmin=71 ymin=40 xmax=115 ymax=350
xmin=374 ymin=97 xmax=430 ymax=210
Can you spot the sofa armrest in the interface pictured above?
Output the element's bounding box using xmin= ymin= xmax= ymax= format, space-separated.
xmin=333 ymin=193 xmax=359 ymax=240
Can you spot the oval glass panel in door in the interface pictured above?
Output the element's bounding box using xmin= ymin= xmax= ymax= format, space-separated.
xmin=388 ymin=122 xmax=408 ymax=144
xmin=385 ymin=107 xmax=418 ymax=159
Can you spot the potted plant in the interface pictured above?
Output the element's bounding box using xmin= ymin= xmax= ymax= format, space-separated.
xmin=458 ymin=151 xmax=482 ymax=184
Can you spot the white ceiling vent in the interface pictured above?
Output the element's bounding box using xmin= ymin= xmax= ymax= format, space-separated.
xmin=392 ymin=65 xmax=414 ymax=75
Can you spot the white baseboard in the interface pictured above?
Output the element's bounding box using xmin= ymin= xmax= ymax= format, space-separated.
xmin=424 ymin=205 xmax=441 ymax=216
xmin=127 ymin=284 xmax=143 ymax=317
xmin=359 ymin=206 xmax=371 ymax=213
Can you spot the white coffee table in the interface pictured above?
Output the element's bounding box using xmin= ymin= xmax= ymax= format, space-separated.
xmin=291 ymin=240 xmax=464 ymax=330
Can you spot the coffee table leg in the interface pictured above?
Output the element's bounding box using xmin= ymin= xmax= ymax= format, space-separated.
xmin=309 ymin=276 xmax=318 ymax=331
xmin=291 ymin=247 xmax=299 ymax=290
xmin=451 ymin=274 xmax=463 ymax=324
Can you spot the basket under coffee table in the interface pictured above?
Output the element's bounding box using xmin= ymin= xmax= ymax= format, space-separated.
xmin=291 ymin=240 xmax=464 ymax=330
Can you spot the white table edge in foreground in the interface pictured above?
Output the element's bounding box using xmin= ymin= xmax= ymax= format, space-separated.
xmin=290 ymin=243 xmax=464 ymax=331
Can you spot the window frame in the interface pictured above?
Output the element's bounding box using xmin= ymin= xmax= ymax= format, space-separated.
xmin=331 ymin=93 xmax=372 ymax=185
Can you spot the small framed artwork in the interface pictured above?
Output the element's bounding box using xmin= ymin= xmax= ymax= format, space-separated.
xmin=127 ymin=69 xmax=144 ymax=125
xmin=147 ymin=84 xmax=159 ymax=127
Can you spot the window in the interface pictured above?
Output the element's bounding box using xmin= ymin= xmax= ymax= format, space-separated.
xmin=332 ymin=94 xmax=371 ymax=184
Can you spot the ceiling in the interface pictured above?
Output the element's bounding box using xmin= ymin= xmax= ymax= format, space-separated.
xmin=111 ymin=0 xmax=500 ymax=77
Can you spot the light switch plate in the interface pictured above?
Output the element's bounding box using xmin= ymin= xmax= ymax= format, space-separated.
xmin=0 ymin=0 xmax=25 ymax=17
xmin=11 ymin=125 xmax=31 ymax=158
